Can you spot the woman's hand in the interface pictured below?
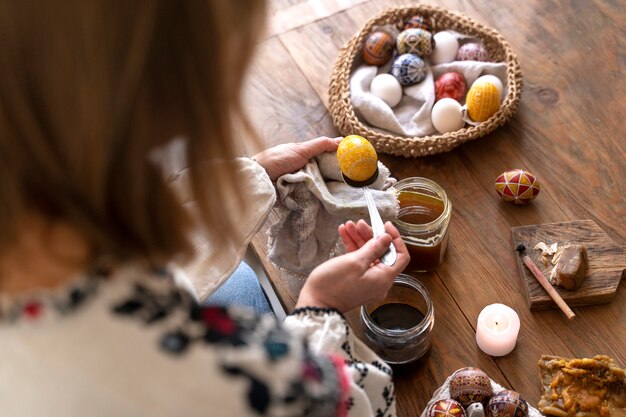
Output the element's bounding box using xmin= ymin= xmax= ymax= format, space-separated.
xmin=295 ymin=221 xmax=410 ymax=313
xmin=253 ymin=136 xmax=341 ymax=181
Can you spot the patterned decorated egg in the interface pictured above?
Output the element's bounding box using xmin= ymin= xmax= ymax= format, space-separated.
xmin=487 ymin=390 xmax=529 ymax=417
xmin=449 ymin=367 xmax=493 ymax=407
xmin=391 ymin=53 xmax=427 ymax=86
xmin=435 ymin=72 xmax=467 ymax=102
xmin=362 ymin=31 xmax=395 ymax=66
xmin=404 ymin=14 xmax=431 ymax=31
xmin=466 ymin=80 xmax=501 ymax=122
xmin=426 ymin=399 xmax=467 ymax=417
xmin=494 ymin=169 xmax=541 ymax=204
xmin=456 ymin=42 xmax=490 ymax=62
xmin=337 ymin=135 xmax=378 ymax=183
xmin=397 ymin=28 xmax=434 ymax=57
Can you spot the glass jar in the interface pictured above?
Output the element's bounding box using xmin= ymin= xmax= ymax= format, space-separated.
xmin=360 ymin=274 xmax=434 ymax=365
xmin=393 ymin=177 xmax=452 ymax=272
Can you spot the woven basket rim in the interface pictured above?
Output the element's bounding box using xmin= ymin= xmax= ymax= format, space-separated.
xmin=328 ymin=4 xmax=523 ymax=158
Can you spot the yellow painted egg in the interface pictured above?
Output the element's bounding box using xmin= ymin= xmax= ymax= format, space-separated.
xmin=337 ymin=135 xmax=378 ymax=182
xmin=466 ymin=80 xmax=501 ymax=122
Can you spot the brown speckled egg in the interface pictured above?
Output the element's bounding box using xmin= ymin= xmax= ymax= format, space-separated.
xmin=449 ymin=367 xmax=493 ymax=407
xmin=426 ymin=399 xmax=467 ymax=417
xmin=362 ymin=31 xmax=395 ymax=66
xmin=494 ymin=169 xmax=541 ymax=204
xmin=337 ymin=135 xmax=378 ymax=183
xmin=487 ymin=390 xmax=529 ymax=417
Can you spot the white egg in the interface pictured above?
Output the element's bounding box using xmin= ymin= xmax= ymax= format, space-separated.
xmin=431 ymin=98 xmax=465 ymax=133
xmin=473 ymin=75 xmax=504 ymax=100
xmin=370 ymin=74 xmax=403 ymax=108
xmin=430 ymin=31 xmax=459 ymax=65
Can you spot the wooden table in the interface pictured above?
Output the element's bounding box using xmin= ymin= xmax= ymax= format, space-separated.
xmin=243 ymin=0 xmax=626 ymax=415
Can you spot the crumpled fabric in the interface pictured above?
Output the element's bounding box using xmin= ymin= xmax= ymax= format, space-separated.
xmin=351 ymin=29 xmax=509 ymax=137
xmin=268 ymin=151 xmax=398 ymax=275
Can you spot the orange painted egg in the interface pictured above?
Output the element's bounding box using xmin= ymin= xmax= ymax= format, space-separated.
xmin=466 ymin=80 xmax=501 ymax=122
xmin=337 ymin=135 xmax=378 ymax=182
xmin=494 ymin=169 xmax=541 ymax=204
xmin=362 ymin=31 xmax=395 ymax=66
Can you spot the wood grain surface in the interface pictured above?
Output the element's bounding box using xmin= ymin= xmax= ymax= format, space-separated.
xmin=245 ymin=1 xmax=626 ymax=416
xmin=512 ymin=220 xmax=626 ymax=309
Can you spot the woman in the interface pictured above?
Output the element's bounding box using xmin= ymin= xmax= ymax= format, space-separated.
xmin=0 ymin=1 xmax=410 ymax=416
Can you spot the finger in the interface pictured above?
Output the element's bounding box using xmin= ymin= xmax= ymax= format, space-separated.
xmin=356 ymin=219 xmax=374 ymax=240
xmin=352 ymin=233 xmax=393 ymax=269
xmin=297 ymin=137 xmax=339 ymax=159
xmin=345 ymin=221 xmax=368 ymax=248
xmin=338 ymin=224 xmax=359 ymax=252
xmin=383 ymin=222 xmax=411 ymax=270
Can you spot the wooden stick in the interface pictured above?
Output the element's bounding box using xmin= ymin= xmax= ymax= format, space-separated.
xmin=521 ymin=255 xmax=575 ymax=320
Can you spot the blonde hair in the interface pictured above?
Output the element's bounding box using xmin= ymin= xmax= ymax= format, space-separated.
xmin=0 ymin=0 xmax=266 ymax=264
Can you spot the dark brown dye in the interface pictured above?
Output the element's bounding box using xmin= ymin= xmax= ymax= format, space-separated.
xmin=397 ymin=191 xmax=447 ymax=272
xmin=370 ymin=303 xmax=425 ymax=331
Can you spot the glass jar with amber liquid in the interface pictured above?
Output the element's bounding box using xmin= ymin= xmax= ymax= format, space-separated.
xmin=393 ymin=177 xmax=452 ymax=272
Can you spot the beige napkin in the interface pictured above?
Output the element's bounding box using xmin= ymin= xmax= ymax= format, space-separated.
xmin=351 ymin=30 xmax=509 ymax=137
xmin=268 ymin=152 xmax=398 ymax=275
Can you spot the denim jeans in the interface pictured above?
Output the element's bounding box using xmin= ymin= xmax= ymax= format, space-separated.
xmin=204 ymin=261 xmax=272 ymax=315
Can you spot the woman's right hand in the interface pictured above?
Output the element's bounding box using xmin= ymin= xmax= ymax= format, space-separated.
xmin=295 ymin=221 xmax=410 ymax=313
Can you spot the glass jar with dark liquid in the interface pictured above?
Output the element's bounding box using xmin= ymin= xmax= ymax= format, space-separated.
xmin=360 ymin=274 xmax=434 ymax=364
xmin=393 ymin=177 xmax=452 ymax=272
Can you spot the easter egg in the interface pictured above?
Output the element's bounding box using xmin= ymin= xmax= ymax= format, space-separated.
xmin=362 ymin=31 xmax=395 ymax=66
xmin=431 ymin=98 xmax=464 ymax=133
xmin=466 ymin=80 xmax=501 ymax=122
xmin=337 ymin=135 xmax=378 ymax=183
xmin=474 ymin=75 xmax=504 ymax=100
xmin=431 ymin=31 xmax=459 ymax=64
xmin=456 ymin=42 xmax=490 ymax=62
xmin=391 ymin=53 xmax=427 ymax=86
xmin=426 ymin=399 xmax=467 ymax=417
xmin=486 ymin=390 xmax=529 ymax=417
xmin=404 ymin=14 xmax=431 ymax=31
xmin=494 ymin=169 xmax=541 ymax=204
xmin=370 ymin=74 xmax=403 ymax=108
xmin=397 ymin=28 xmax=434 ymax=57
xmin=435 ymin=72 xmax=466 ymax=102
xmin=449 ymin=367 xmax=493 ymax=407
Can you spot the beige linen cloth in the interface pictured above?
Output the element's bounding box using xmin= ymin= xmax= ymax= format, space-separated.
xmin=351 ymin=30 xmax=508 ymax=137
xmin=268 ymin=152 xmax=398 ymax=275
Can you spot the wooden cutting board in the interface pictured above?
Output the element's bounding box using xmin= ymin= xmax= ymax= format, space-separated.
xmin=511 ymin=220 xmax=625 ymax=310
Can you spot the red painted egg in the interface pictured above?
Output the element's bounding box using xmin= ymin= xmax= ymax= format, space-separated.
xmin=494 ymin=169 xmax=541 ymax=204
xmin=449 ymin=367 xmax=493 ymax=407
xmin=434 ymin=72 xmax=467 ymax=102
xmin=362 ymin=31 xmax=395 ymax=66
xmin=487 ymin=390 xmax=529 ymax=417
xmin=404 ymin=14 xmax=431 ymax=31
xmin=426 ymin=399 xmax=467 ymax=417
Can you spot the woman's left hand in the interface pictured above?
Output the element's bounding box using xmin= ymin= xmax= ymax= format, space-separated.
xmin=253 ymin=136 xmax=341 ymax=181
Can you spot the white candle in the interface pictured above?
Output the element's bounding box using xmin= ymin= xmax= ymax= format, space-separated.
xmin=475 ymin=303 xmax=520 ymax=356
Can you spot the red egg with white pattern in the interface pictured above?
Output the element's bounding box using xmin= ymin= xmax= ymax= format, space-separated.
xmin=434 ymin=72 xmax=466 ymax=102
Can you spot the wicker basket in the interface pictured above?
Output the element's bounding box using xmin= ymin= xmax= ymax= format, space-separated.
xmin=328 ymin=5 xmax=523 ymax=157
